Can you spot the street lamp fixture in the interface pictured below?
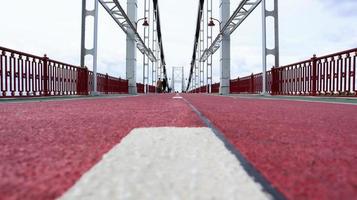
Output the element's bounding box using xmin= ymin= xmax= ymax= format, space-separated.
xmin=208 ymin=17 xmax=221 ymax=30
xmin=136 ymin=17 xmax=149 ymax=28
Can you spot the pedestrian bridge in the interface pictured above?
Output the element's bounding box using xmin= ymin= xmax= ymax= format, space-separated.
xmin=0 ymin=0 xmax=357 ymax=200
xmin=1 ymin=94 xmax=357 ymax=200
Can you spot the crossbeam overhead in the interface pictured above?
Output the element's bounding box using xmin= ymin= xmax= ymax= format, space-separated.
xmin=98 ymin=0 xmax=156 ymax=62
xmin=200 ymin=0 xmax=261 ymax=62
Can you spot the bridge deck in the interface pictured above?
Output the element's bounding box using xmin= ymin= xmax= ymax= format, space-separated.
xmin=1 ymin=94 xmax=356 ymax=200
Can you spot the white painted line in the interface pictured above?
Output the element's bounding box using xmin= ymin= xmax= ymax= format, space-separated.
xmin=172 ymin=96 xmax=183 ymax=99
xmin=59 ymin=128 xmax=271 ymax=200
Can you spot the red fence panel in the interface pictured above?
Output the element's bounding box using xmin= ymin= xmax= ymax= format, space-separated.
xmin=46 ymin=59 xmax=79 ymax=96
xmin=211 ymin=83 xmax=220 ymax=93
xmin=274 ymin=48 xmax=357 ymax=96
xmin=0 ymin=46 xmax=81 ymax=98
xmin=136 ymin=83 xmax=145 ymax=93
xmin=148 ymin=85 xmax=156 ymax=93
xmin=0 ymin=46 xmax=129 ymax=98
xmin=89 ymin=72 xmax=129 ymax=94
xmin=231 ymin=48 xmax=357 ymax=96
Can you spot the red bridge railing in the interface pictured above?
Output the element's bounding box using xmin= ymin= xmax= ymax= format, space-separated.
xmin=190 ymin=48 xmax=357 ymax=96
xmin=0 ymin=46 xmax=129 ymax=98
xmin=136 ymin=83 xmax=159 ymax=94
xmin=272 ymin=48 xmax=357 ymax=96
xmin=148 ymin=85 xmax=156 ymax=93
xmin=136 ymin=83 xmax=145 ymax=94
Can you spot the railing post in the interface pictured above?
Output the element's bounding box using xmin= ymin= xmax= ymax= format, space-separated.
xmin=84 ymin=67 xmax=89 ymax=95
xmin=105 ymin=73 xmax=109 ymax=94
xmin=43 ymin=54 xmax=49 ymax=96
xmin=237 ymin=77 xmax=240 ymax=93
xmin=311 ymin=54 xmax=317 ymax=96
xmin=250 ymin=73 xmax=254 ymax=93
xmin=77 ymin=66 xmax=89 ymax=95
xmin=271 ymin=67 xmax=276 ymax=95
xmin=119 ymin=77 xmax=124 ymax=93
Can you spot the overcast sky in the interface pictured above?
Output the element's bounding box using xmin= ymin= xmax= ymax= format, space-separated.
xmin=0 ymin=0 xmax=356 ymax=87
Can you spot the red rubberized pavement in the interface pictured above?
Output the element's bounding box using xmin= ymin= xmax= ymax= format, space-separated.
xmin=0 ymin=95 xmax=203 ymax=200
xmin=183 ymin=94 xmax=357 ymax=200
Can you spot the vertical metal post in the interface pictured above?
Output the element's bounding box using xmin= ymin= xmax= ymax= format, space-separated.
xmin=80 ymin=0 xmax=99 ymax=95
xmin=182 ymin=67 xmax=185 ymax=92
xmin=126 ymin=0 xmax=138 ymax=95
xmin=151 ymin=8 xmax=157 ymax=87
xmin=80 ymin=0 xmax=86 ymax=68
xmin=220 ymin=0 xmax=230 ymax=95
xmin=262 ymin=0 xmax=279 ymax=95
xmin=43 ymin=54 xmax=49 ymax=96
xmin=195 ymin=47 xmax=199 ymax=91
xmin=143 ymin=0 xmax=150 ymax=94
xmin=200 ymin=10 xmax=205 ymax=92
xmin=93 ymin=0 xmax=99 ymax=95
xmin=207 ymin=0 xmax=213 ymax=93
xmin=171 ymin=67 xmax=175 ymax=92
xmin=311 ymin=54 xmax=317 ymax=96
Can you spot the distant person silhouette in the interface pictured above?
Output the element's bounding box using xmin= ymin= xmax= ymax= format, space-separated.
xmin=162 ymin=78 xmax=167 ymax=93
xmin=156 ymin=78 xmax=162 ymax=93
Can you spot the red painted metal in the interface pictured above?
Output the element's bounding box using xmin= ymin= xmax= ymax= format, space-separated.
xmin=230 ymin=73 xmax=267 ymax=94
xmin=211 ymin=83 xmax=220 ymax=93
xmin=148 ymin=85 xmax=156 ymax=93
xmin=0 ymin=46 xmax=129 ymax=97
xmin=200 ymin=48 xmax=357 ymax=96
xmin=88 ymin=72 xmax=128 ymax=95
xmin=77 ymin=67 xmax=89 ymax=95
xmin=274 ymin=48 xmax=357 ymax=96
xmin=136 ymin=83 xmax=145 ymax=93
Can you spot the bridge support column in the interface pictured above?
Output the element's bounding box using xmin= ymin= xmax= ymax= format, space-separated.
xmin=126 ymin=0 xmax=138 ymax=95
xmin=219 ymin=0 xmax=231 ymax=95
xmin=262 ymin=0 xmax=279 ymax=95
xmin=80 ymin=0 xmax=99 ymax=95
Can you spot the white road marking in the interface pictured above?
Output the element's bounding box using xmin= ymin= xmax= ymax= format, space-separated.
xmin=59 ymin=127 xmax=271 ymax=200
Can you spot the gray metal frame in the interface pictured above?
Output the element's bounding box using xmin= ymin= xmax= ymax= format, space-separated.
xmin=220 ymin=0 xmax=231 ymax=95
xmin=151 ymin=7 xmax=158 ymax=86
xmin=185 ymin=0 xmax=205 ymax=92
xmin=152 ymin=0 xmax=167 ymax=86
xmin=206 ymin=0 xmax=213 ymax=93
xmin=199 ymin=11 xmax=205 ymax=90
xmin=98 ymin=0 xmax=156 ymax=62
xmin=80 ymin=0 xmax=99 ymax=94
xmin=262 ymin=0 xmax=279 ymax=94
xmin=143 ymin=0 xmax=150 ymax=93
xmin=200 ymin=0 xmax=262 ymax=62
xmin=171 ymin=67 xmax=185 ymax=92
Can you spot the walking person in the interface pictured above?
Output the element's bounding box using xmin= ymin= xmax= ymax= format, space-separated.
xmin=156 ymin=78 xmax=162 ymax=93
xmin=162 ymin=78 xmax=167 ymax=93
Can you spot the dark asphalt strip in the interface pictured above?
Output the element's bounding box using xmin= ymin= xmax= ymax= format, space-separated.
xmin=181 ymin=96 xmax=287 ymax=200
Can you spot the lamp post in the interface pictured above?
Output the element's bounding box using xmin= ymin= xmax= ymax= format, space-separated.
xmin=136 ymin=17 xmax=149 ymax=93
xmin=136 ymin=17 xmax=149 ymax=28
xmin=208 ymin=17 xmax=222 ymax=31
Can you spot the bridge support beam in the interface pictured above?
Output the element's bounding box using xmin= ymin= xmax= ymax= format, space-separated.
xmin=219 ymin=0 xmax=231 ymax=95
xmin=126 ymin=0 xmax=138 ymax=95
xmin=80 ymin=0 xmax=99 ymax=95
xmin=262 ymin=0 xmax=279 ymax=95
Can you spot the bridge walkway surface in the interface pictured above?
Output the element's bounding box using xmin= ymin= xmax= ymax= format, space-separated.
xmin=0 ymin=94 xmax=356 ymax=200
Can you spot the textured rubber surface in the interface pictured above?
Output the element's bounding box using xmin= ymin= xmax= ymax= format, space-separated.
xmin=183 ymin=94 xmax=357 ymax=200
xmin=0 ymin=95 xmax=203 ymax=200
xmin=60 ymin=128 xmax=269 ymax=200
